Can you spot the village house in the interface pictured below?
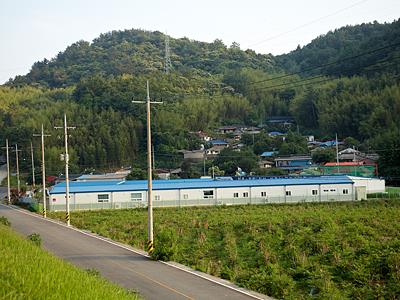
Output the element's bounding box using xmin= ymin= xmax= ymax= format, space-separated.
xmin=275 ymin=155 xmax=313 ymax=173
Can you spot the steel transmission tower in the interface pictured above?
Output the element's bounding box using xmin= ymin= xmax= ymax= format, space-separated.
xmin=164 ymin=35 xmax=172 ymax=73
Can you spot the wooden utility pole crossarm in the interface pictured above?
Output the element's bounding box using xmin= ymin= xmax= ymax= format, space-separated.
xmin=132 ymin=80 xmax=162 ymax=255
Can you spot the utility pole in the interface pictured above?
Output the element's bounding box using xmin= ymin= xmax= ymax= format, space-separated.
xmin=152 ymin=144 xmax=155 ymax=171
xmin=55 ymin=114 xmax=75 ymax=226
xmin=336 ymin=133 xmax=340 ymax=174
xmin=132 ymin=81 xmax=162 ymax=255
xmin=203 ymin=150 xmax=206 ymax=176
xmin=33 ymin=124 xmax=51 ymax=218
xmin=3 ymin=140 xmax=11 ymax=205
xmin=30 ymin=142 xmax=36 ymax=188
xmin=14 ymin=144 xmax=21 ymax=195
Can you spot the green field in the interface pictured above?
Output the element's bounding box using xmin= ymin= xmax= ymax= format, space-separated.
xmin=0 ymin=223 xmax=140 ymax=300
xmin=387 ymin=186 xmax=400 ymax=194
xmin=49 ymin=200 xmax=400 ymax=299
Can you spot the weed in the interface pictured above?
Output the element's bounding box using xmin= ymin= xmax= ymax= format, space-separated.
xmin=0 ymin=216 xmax=10 ymax=226
xmin=27 ymin=233 xmax=42 ymax=246
xmin=85 ymin=268 xmax=100 ymax=277
xmin=48 ymin=199 xmax=400 ymax=299
xmin=151 ymin=228 xmax=178 ymax=261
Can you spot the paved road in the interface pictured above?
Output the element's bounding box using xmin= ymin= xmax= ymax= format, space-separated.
xmin=0 ymin=186 xmax=7 ymax=199
xmin=0 ymin=164 xmax=7 ymax=184
xmin=0 ymin=204 xmax=269 ymax=300
xmin=0 ymin=166 xmax=8 ymax=202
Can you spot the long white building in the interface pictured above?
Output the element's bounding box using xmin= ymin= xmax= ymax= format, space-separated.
xmin=48 ymin=176 xmax=385 ymax=211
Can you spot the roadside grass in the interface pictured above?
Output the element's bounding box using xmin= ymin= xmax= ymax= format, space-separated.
xmin=0 ymin=223 xmax=140 ymax=300
xmin=49 ymin=200 xmax=400 ymax=299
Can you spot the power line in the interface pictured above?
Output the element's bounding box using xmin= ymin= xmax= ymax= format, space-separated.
xmin=250 ymin=55 xmax=400 ymax=92
xmin=247 ymin=0 xmax=369 ymax=48
xmin=154 ymin=54 xmax=398 ymax=98
xmin=248 ymin=42 xmax=400 ymax=86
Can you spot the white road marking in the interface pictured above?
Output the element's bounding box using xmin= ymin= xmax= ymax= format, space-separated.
xmin=1 ymin=204 xmax=268 ymax=300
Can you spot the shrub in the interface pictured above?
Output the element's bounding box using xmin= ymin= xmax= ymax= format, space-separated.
xmin=86 ymin=268 xmax=100 ymax=277
xmin=0 ymin=216 xmax=10 ymax=226
xmin=27 ymin=233 xmax=41 ymax=247
xmin=151 ymin=229 xmax=178 ymax=261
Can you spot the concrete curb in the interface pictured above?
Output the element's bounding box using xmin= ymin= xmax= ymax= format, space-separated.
xmin=2 ymin=204 xmax=273 ymax=300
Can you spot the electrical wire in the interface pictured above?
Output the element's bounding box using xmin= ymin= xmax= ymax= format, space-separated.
xmin=247 ymin=0 xmax=370 ymax=48
xmin=250 ymin=55 xmax=400 ymax=92
xmin=248 ymin=42 xmax=400 ymax=86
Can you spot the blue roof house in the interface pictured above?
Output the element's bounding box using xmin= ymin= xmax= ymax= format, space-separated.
xmin=275 ymin=155 xmax=313 ymax=173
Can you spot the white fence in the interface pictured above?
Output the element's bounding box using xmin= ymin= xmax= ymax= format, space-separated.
xmin=48 ymin=194 xmax=355 ymax=212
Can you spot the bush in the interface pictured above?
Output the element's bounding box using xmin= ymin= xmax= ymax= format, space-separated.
xmin=85 ymin=268 xmax=100 ymax=277
xmin=151 ymin=229 xmax=178 ymax=261
xmin=0 ymin=216 xmax=10 ymax=226
xmin=27 ymin=233 xmax=41 ymax=247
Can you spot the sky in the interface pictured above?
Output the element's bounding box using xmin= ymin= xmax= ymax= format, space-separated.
xmin=0 ymin=0 xmax=399 ymax=83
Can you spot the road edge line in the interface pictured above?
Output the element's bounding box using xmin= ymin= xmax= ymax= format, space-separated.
xmin=1 ymin=204 xmax=269 ymax=300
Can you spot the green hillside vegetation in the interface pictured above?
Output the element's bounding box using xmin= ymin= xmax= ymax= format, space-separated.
xmin=276 ymin=20 xmax=400 ymax=77
xmin=10 ymin=29 xmax=275 ymax=88
xmin=1 ymin=20 xmax=400 ymax=179
xmin=0 ymin=223 xmax=139 ymax=300
xmin=49 ymin=200 xmax=400 ymax=299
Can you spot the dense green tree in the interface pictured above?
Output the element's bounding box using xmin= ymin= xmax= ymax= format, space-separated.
xmin=312 ymin=148 xmax=336 ymax=164
xmin=214 ymin=148 xmax=258 ymax=176
xmin=126 ymin=168 xmax=147 ymax=180
xmin=370 ymin=128 xmax=400 ymax=179
xmin=2 ymin=20 xmax=400 ymax=180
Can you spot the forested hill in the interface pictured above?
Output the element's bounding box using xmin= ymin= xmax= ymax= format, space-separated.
xmin=9 ymin=30 xmax=275 ymax=88
xmin=276 ymin=19 xmax=400 ymax=77
xmin=1 ymin=20 xmax=400 ymax=179
xmin=8 ymin=19 xmax=400 ymax=88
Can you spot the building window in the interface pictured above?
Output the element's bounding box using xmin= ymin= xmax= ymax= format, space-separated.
xmin=154 ymin=195 xmax=160 ymax=201
xmin=312 ymin=190 xmax=318 ymax=195
xmin=131 ymin=193 xmax=142 ymax=201
xmin=233 ymin=193 xmax=239 ymax=198
xmin=330 ymin=189 xmax=336 ymax=192
xmin=323 ymin=189 xmax=329 ymax=192
xmin=286 ymin=191 xmax=291 ymax=196
xmin=243 ymin=192 xmax=249 ymax=198
xmin=261 ymin=192 xmax=267 ymax=197
xmin=97 ymin=194 xmax=109 ymax=203
xmin=203 ymin=190 xmax=214 ymax=199
xmin=183 ymin=194 xmax=188 ymax=200
xmin=343 ymin=189 xmax=349 ymax=195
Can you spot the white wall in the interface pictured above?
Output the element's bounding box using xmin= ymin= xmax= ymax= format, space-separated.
xmin=49 ymin=182 xmax=356 ymax=211
xmin=349 ymin=177 xmax=385 ymax=193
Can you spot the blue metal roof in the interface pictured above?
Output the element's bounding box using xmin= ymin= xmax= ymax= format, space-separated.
xmin=49 ymin=176 xmax=353 ymax=194
xmin=260 ymin=151 xmax=276 ymax=157
xmin=268 ymin=131 xmax=284 ymax=136
xmin=210 ymin=139 xmax=228 ymax=145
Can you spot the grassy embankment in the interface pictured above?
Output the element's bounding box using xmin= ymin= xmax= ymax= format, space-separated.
xmin=50 ymin=199 xmax=400 ymax=299
xmin=0 ymin=220 xmax=140 ymax=300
